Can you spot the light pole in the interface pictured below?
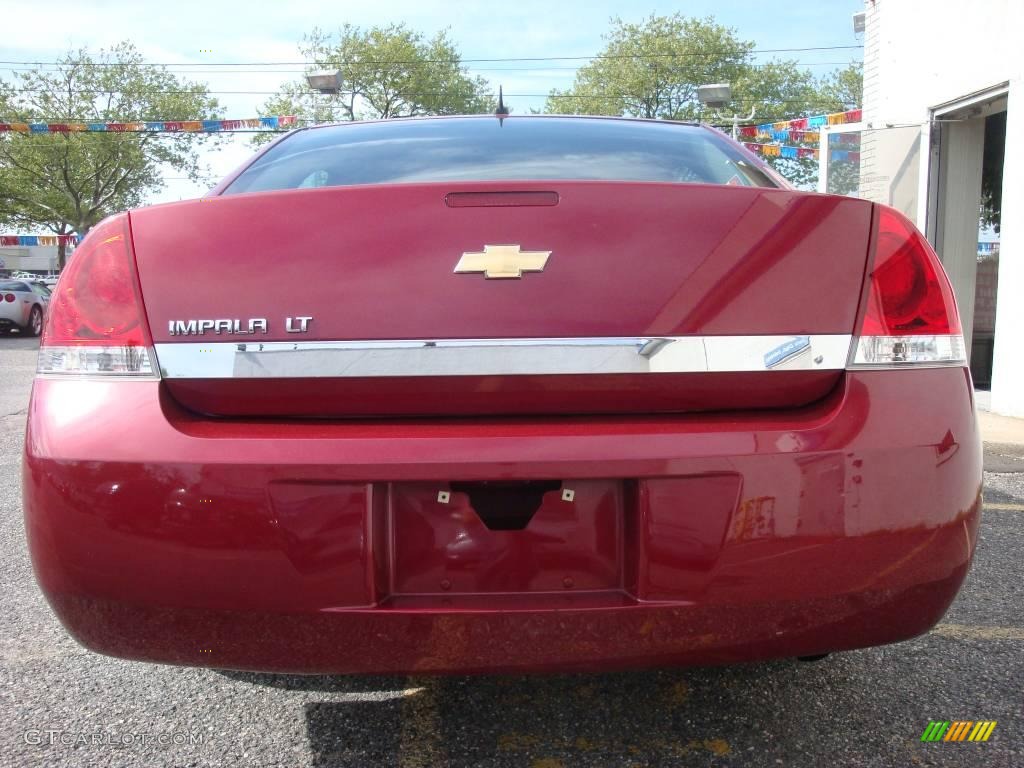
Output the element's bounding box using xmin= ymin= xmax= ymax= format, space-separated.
xmin=306 ymin=70 xmax=342 ymax=94
xmin=306 ymin=70 xmax=342 ymax=125
xmin=697 ymin=83 xmax=755 ymax=139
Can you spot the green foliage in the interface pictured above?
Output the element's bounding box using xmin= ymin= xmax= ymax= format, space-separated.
xmin=0 ymin=42 xmax=221 ymax=261
xmin=738 ymin=61 xmax=862 ymax=192
xmin=546 ymin=18 xmax=863 ymax=191
xmin=819 ymin=62 xmax=864 ymax=110
xmin=546 ymin=15 xmax=751 ymax=119
xmin=255 ymin=24 xmax=493 ymax=146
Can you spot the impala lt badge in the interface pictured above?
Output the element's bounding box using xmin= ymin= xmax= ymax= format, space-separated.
xmin=454 ymin=244 xmax=551 ymax=279
xmin=167 ymin=316 xmax=312 ymax=336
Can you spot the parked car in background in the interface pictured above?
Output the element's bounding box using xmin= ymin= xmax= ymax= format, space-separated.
xmin=0 ymin=279 xmax=48 ymax=336
xmin=10 ymin=270 xmax=59 ymax=284
xmin=23 ymin=115 xmax=981 ymax=675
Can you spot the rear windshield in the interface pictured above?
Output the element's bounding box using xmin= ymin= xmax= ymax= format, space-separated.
xmin=223 ymin=117 xmax=777 ymax=194
xmin=0 ymin=281 xmax=29 ymax=291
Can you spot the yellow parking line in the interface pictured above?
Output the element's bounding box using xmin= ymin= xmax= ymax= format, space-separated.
xmin=398 ymin=676 xmax=445 ymax=768
xmin=933 ymin=623 xmax=1024 ymax=641
xmin=984 ymin=502 xmax=1024 ymax=511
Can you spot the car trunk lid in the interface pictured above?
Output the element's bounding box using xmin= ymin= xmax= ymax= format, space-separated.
xmin=130 ymin=181 xmax=872 ymax=417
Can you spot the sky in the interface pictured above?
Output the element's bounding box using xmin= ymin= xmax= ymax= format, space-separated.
xmin=0 ymin=0 xmax=865 ymax=207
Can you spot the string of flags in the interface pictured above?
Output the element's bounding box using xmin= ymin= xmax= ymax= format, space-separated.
xmin=744 ymin=142 xmax=818 ymax=159
xmin=735 ymin=108 xmax=863 ymax=161
xmin=0 ymin=116 xmax=298 ymax=134
xmin=736 ymin=108 xmax=863 ymax=141
xmin=0 ymin=235 xmax=80 ymax=246
xmin=741 ymin=142 xmax=861 ymax=162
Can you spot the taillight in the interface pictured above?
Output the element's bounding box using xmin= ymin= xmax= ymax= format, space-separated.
xmin=849 ymin=205 xmax=966 ymax=367
xmin=3 ymin=293 xmax=14 ymax=302
xmin=37 ymin=214 xmax=158 ymax=377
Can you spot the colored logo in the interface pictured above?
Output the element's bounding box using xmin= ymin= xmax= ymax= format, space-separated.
xmin=921 ymin=721 xmax=997 ymax=742
xmin=763 ymin=335 xmax=810 ymax=368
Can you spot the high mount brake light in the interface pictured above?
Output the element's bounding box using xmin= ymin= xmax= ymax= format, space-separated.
xmin=849 ymin=206 xmax=965 ymax=367
xmin=37 ymin=214 xmax=158 ymax=377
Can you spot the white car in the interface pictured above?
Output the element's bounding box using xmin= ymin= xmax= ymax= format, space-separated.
xmin=8 ymin=271 xmax=60 ymax=287
xmin=0 ymin=279 xmax=49 ymax=336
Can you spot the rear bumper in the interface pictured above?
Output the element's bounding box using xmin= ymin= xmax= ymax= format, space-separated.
xmin=23 ymin=368 xmax=981 ymax=674
xmin=0 ymin=304 xmax=30 ymax=327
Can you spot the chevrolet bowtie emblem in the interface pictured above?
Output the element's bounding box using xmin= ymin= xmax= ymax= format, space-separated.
xmin=454 ymin=244 xmax=552 ymax=279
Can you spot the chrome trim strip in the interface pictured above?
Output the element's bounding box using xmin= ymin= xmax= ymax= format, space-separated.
xmin=154 ymin=335 xmax=853 ymax=379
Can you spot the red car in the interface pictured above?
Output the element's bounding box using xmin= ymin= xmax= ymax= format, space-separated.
xmin=23 ymin=116 xmax=981 ymax=674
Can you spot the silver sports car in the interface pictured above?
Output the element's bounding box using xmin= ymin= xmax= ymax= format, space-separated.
xmin=0 ymin=279 xmax=49 ymax=336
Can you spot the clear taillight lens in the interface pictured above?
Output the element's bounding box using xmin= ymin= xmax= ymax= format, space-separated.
xmin=38 ymin=214 xmax=158 ymax=377
xmin=849 ymin=205 xmax=965 ymax=367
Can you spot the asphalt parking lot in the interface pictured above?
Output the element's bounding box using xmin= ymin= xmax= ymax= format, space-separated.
xmin=1 ymin=334 xmax=1021 ymax=768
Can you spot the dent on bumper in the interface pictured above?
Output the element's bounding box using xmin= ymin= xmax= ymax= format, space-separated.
xmin=23 ymin=368 xmax=981 ymax=674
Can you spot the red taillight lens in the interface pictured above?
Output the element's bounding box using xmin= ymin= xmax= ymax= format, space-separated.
xmin=3 ymin=294 xmax=14 ymax=302
xmin=850 ymin=205 xmax=965 ymax=367
xmin=43 ymin=215 xmax=149 ymax=345
xmin=38 ymin=214 xmax=157 ymax=377
xmin=860 ymin=206 xmax=961 ymax=335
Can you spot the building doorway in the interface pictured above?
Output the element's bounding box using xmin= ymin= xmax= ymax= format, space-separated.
xmin=925 ymin=85 xmax=1008 ymax=390
xmin=971 ymin=111 xmax=1006 ymax=388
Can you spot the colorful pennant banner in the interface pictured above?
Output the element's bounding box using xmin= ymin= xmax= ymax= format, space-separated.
xmin=742 ymin=142 xmax=862 ymax=162
xmin=0 ymin=234 xmax=80 ymax=246
xmin=744 ymin=142 xmax=818 ymax=159
xmin=737 ymin=108 xmax=862 ymax=141
xmin=0 ymin=116 xmax=298 ymax=134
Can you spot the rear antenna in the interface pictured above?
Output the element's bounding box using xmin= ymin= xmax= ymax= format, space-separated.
xmin=495 ymin=86 xmax=510 ymax=124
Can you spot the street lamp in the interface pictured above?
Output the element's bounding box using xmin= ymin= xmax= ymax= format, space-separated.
xmin=305 ymin=70 xmax=342 ymax=126
xmin=697 ymin=83 xmax=732 ymax=110
xmin=697 ymin=82 xmax=754 ymax=140
xmin=306 ymin=70 xmax=341 ymax=94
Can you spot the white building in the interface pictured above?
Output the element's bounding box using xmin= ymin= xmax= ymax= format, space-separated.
xmin=858 ymin=0 xmax=1023 ymax=416
xmin=0 ymin=245 xmax=60 ymax=274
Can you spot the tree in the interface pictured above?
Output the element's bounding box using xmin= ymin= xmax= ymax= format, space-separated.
xmin=752 ymin=63 xmax=863 ymax=191
xmin=0 ymin=43 xmax=221 ymax=266
xmin=790 ymin=62 xmax=863 ymax=194
xmin=545 ymin=16 xmax=863 ymax=191
xmin=819 ymin=62 xmax=863 ymax=110
xmin=546 ymin=15 xmax=751 ymax=119
xmin=981 ymin=110 xmax=1005 ymax=233
xmin=255 ymin=24 xmax=493 ymax=145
